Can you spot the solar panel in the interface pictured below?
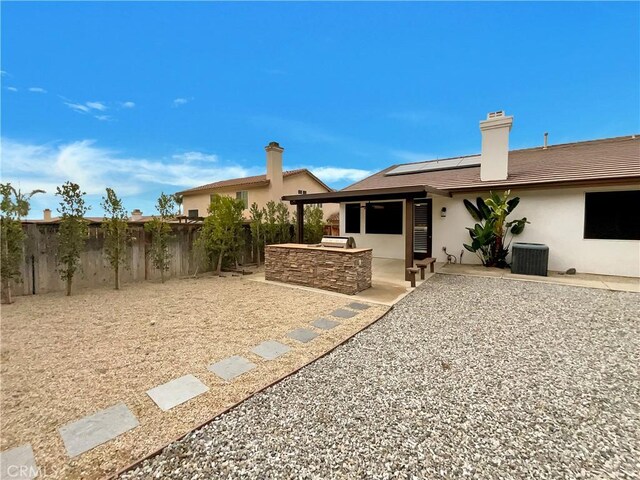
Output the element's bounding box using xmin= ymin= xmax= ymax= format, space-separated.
xmin=386 ymin=155 xmax=481 ymax=176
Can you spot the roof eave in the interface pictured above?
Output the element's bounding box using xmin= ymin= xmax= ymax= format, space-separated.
xmin=282 ymin=184 xmax=451 ymax=204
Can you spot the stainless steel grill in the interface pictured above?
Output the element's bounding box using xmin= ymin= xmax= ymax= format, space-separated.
xmin=320 ymin=236 xmax=357 ymax=249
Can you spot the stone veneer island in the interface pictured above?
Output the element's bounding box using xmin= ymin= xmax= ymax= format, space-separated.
xmin=265 ymin=244 xmax=372 ymax=295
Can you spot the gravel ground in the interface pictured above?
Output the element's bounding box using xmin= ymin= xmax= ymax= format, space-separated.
xmin=1 ymin=274 xmax=386 ymax=479
xmin=120 ymin=274 xmax=640 ymax=480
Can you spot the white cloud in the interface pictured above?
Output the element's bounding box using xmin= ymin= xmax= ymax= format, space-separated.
xmin=6 ymin=86 xmax=18 ymax=92
xmin=65 ymin=102 xmax=91 ymax=113
xmin=172 ymin=151 xmax=218 ymax=163
xmin=1 ymin=138 xmax=250 ymax=206
xmin=94 ymin=115 xmax=112 ymax=121
xmin=86 ymin=101 xmax=107 ymax=111
xmin=121 ymin=101 xmax=135 ymax=108
xmin=28 ymin=87 xmax=47 ymax=93
xmin=0 ymin=70 xmax=7 ymax=77
xmin=172 ymin=97 xmax=192 ymax=107
xmin=310 ymin=167 xmax=372 ymax=183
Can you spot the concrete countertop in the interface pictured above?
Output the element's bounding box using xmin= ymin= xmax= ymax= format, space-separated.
xmin=267 ymin=243 xmax=373 ymax=254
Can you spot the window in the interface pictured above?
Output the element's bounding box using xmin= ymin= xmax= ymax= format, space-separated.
xmin=584 ymin=191 xmax=640 ymax=240
xmin=236 ymin=190 xmax=249 ymax=209
xmin=345 ymin=203 xmax=361 ymax=234
xmin=365 ymin=201 xmax=403 ymax=235
xmin=298 ymin=189 xmax=307 ymax=195
xmin=188 ymin=209 xmax=199 ymax=218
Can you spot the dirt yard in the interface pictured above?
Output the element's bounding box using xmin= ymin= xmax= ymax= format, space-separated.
xmin=0 ymin=274 xmax=388 ymax=479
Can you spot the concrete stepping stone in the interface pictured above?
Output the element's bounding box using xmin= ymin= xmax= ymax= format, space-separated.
xmin=59 ymin=403 xmax=139 ymax=457
xmin=330 ymin=308 xmax=357 ymax=319
xmin=209 ymin=355 xmax=257 ymax=381
xmin=251 ymin=340 xmax=291 ymax=360
xmin=0 ymin=444 xmax=38 ymax=479
xmin=347 ymin=302 xmax=371 ymax=310
xmin=312 ymin=318 xmax=340 ymax=330
xmin=286 ymin=328 xmax=319 ymax=343
xmin=146 ymin=374 xmax=209 ymax=411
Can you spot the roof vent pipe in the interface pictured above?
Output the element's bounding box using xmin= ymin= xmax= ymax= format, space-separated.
xmin=543 ymin=132 xmax=549 ymax=149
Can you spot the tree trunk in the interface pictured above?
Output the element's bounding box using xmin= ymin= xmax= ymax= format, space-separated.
xmin=115 ymin=264 xmax=120 ymax=290
xmin=216 ymin=250 xmax=224 ymax=275
xmin=66 ymin=276 xmax=72 ymax=296
xmin=1 ymin=278 xmax=12 ymax=304
xmin=160 ymin=268 xmax=165 ymax=284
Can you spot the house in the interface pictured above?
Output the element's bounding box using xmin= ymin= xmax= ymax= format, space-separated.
xmin=177 ymin=142 xmax=338 ymax=220
xmin=284 ymin=112 xmax=640 ymax=278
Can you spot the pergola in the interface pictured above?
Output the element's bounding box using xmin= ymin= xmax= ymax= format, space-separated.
xmin=282 ymin=185 xmax=451 ymax=278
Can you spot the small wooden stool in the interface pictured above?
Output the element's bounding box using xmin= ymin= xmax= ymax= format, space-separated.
xmin=415 ymin=257 xmax=436 ymax=279
xmin=407 ymin=267 xmax=419 ymax=287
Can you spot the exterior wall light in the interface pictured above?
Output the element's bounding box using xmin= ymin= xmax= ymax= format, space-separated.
xmin=440 ymin=207 xmax=447 ymax=218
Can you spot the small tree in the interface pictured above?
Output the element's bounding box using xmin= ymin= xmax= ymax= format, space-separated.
xmin=275 ymin=202 xmax=293 ymax=243
xmin=56 ymin=182 xmax=89 ymax=296
xmin=303 ymin=205 xmax=325 ymax=244
xmin=0 ymin=184 xmax=43 ymax=303
xmin=197 ymin=194 xmax=245 ymax=274
xmin=249 ymin=202 xmax=264 ymax=266
xmin=463 ymin=190 xmax=529 ymax=268
xmin=263 ymin=200 xmax=279 ymax=245
xmin=144 ymin=193 xmax=176 ymax=283
xmin=173 ymin=193 xmax=183 ymax=216
xmin=101 ymin=188 xmax=129 ymax=290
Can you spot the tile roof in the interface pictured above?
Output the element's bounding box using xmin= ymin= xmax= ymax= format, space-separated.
xmin=345 ymin=135 xmax=640 ymax=193
xmin=177 ymin=169 xmax=310 ymax=195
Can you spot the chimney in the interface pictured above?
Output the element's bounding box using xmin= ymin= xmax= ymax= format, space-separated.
xmin=543 ymin=132 xmax=549 ymax=149
xmin=480 ymin=111 xmax=513 ymax=181
xmin=265 ymin=141 xmax=284 ymax=201
xmin=43 ymin=209 xmax=52 ymax=221
xmin=131 ymin=209 xmax=143 ymax=221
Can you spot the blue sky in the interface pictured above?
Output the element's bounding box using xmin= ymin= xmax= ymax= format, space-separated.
xmin=2 ymin=1 xmax=638 ymax=218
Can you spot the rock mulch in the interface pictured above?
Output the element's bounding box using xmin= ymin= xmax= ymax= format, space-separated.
xmin=120 ymin=275 xmax=640 ymax=479
xmin=1 ymin=275 xmax=387 ymax=479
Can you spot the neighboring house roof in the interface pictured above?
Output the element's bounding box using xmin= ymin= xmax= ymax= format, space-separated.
xmin=326 ymin=212 xmax=340 ymax=224
xmin=345 ymin=135 xmax=640 ymax=193
xmin=177 ymin=168 xmax=333 ymax=195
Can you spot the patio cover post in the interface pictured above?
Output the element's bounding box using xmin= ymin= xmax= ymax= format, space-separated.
xmin=296 ymin=203 xmax=304 ymax=243
xmin=405 ymin=198 xmax=414 ymax=280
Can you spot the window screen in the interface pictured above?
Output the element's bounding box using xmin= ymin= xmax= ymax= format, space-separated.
xmin=188 ymin=209 xmax=199 ymax=218
xmin=345 ymin=203 xmax=361 ymax=234
xmin=365 ymin=201 xmax=403 ymax=235
xmin=236 ymin=191 xmax=249 ymax=209
xmin=584 ymin=191 xmax=640 ymax=240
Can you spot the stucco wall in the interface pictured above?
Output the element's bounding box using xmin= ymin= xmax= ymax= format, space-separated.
xmin=340 ymin=184 xmax=640 ymax=277
xmin=432 ymin=184 xmax=640 ymax=277
xmin=339 ymin=200 xmax=406 ymax=259
xmin=181 ymin=173 xmax=338 ymax=220
xmin=283 ymin=174 xmax=339 ymax=220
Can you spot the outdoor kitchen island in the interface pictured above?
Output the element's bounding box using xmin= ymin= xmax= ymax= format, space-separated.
xmin=265 ymin=243 xmax=372 ymax=295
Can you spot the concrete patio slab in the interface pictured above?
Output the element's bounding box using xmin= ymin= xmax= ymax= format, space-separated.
xmin=0 ymin=444 xmax=38 ymax=479
xmin=330 ymin=308 xmax=357 ymax=319
xmin=311 ymin=318 xmax=340 ymax=330
xmin=346 ymin=302 xmax=371 ymax=310
xmin=251 ymin=340 xmax=291 ymax=360
xmin=439 ymin=263 xmax=640 ymax=293
xmin=146 ymin=375 xmax=209 ymax=411
xmin=208 ymin=355 xmax=257 ymax=381
xmin=286 ymin=328 xmax=319 ymax=343
xmin=58 ymin=403 xmax=139 ymax=458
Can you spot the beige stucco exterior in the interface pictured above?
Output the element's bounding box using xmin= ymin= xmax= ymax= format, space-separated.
xmin=180 ymin=143 xmax=338 ymax=220
xmin=339 ymin=184 xmax=640 ymax=277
